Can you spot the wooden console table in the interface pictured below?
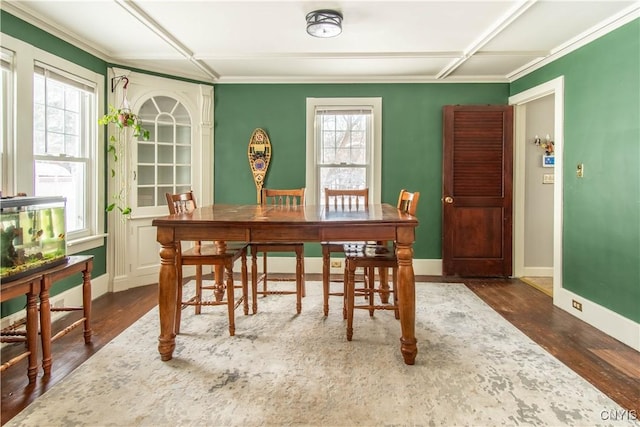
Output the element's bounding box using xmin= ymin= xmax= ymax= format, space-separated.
xmin=1 ymin=275 xmax=41 ymax=383
xmin=0 ymin=255 xmax=93 ymax=381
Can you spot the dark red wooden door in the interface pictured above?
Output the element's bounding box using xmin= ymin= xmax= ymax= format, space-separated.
xmin=442 ymin=105 xmax=513 ymax=277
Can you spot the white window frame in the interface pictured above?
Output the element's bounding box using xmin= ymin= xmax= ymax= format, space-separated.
xmin=1 ymin=34 xmax=105 ymax=254
xmin=1 ymin=47 xmax=15 ymax=194
xmin=305 ymin=97 xmax=382 ymax=205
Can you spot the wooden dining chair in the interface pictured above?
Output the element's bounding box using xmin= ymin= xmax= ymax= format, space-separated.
xmin=251 ymin=188 xmax=306 ymax=314
xmin=321 ymin=188 xmax=369 ymax=316
xmin=344 ymin=189 xmax=420 ymax=341
xmin=165 ymin=191 xmax=249 ymax=336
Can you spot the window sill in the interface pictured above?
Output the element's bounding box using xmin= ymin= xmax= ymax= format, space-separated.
xmin=67 ymin=233 xmax=107 ymax=254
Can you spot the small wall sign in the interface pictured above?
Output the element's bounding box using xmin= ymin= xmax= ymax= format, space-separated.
xmin=543 ymin=155 xmax=555 ymax=168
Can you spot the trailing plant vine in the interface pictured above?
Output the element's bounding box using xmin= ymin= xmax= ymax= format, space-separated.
xmin=99 ymin=105 xmax=150 ymax=216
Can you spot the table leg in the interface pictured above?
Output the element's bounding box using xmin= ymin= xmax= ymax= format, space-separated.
xmin=39 ymin=277 xmax=53 ymax=376
xmin=26 ymin=284 xmax=39 ymax=383
xmin=82 ymin=261 xmax=93 ymax=344
xmin=157 ymin=228 xmax=177 ymax=361
xmin=396 ymin=230 xmax=417 ymax=365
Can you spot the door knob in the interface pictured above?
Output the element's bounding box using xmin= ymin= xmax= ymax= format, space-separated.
xmin=444 ymin=196 xmax=453 ymax=204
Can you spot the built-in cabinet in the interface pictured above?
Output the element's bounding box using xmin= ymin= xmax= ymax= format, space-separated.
xmin=107 ymin=68 xmax=213 ymax=291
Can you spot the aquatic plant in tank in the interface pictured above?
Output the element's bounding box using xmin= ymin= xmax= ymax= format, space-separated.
xmin=0 ymin=196 xmax=67 ymax=282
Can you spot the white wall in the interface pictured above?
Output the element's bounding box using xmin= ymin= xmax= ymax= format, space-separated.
xmin=524 ymin=95 xmax=554 ymax=271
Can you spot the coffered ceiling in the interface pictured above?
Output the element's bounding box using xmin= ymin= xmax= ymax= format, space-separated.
xmin=2 ymin=0 xmax=638 ymax=83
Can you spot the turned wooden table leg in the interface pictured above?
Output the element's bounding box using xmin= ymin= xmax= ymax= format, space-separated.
xmin=396 ymin=227 xmax=417 ymax=365
xmin=39 ymin=277 xmax=53 ymax=376
xmin=157 ymin=227 xmax=177 ymax=361
xmin=25 ymin=283 xmax=39 ymax=383
xmin=82 ymin=260 xmax=93 ymax=344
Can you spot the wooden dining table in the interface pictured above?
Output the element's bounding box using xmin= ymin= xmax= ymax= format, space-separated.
xmin=152 ymin=203 xmax=419 ymax=365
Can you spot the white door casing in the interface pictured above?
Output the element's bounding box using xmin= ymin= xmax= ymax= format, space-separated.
xmin=107 ymin=67 xmax=213 ymax=291
xmin=509 ymin=77 xmax=563 ymax=293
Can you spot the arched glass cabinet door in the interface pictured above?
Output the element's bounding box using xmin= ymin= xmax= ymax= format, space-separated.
xmin=135 ymin=96 xmax=192 ymax=210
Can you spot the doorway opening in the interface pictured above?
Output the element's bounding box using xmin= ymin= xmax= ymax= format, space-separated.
xmin=510 ymin=76 xmax=564 ymax=301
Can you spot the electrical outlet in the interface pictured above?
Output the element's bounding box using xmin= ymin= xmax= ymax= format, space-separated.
xmin=53 ymin=298 xmax=65 ymax=308
xmin=572 ymin=299 xmax=582 ymax=311
xmin=330 ymin=260 xmax=342 ymax=268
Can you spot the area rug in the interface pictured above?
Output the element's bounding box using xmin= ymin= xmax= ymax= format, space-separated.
xmin=6 ymin=282 xmax=636 ymax=427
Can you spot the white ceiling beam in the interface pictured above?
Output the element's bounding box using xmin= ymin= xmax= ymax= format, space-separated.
xmin=436 ymin=0 xmax=537 ymax=79
xmin=113 ymin=0 xmax=219 ymax=81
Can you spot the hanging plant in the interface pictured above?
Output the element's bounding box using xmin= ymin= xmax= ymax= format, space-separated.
xmin=99 ymin=105 xmax=150 ymax=215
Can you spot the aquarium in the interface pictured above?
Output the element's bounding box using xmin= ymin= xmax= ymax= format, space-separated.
xmin=0 ymin=196 xmax=67 ymax=282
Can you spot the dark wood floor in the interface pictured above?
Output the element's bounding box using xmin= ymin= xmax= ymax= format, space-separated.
xmin=2 ymin=276 xmax=639 ymax=425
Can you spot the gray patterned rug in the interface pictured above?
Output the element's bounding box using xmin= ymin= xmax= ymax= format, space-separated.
xmin=7 ymin=282 xmax=636 ymax=426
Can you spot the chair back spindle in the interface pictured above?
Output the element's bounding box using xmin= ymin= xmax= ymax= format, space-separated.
xmin=261 ymin=188 xmax=305 ymax=207
xmin=166 ymin=191 xmax=197 ymax=214
xmin=325 ymin=188 xmax=369 ymax=210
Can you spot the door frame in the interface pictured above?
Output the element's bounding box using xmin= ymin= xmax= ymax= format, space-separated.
xmin=509 ymin=76 xmax=564 ymax=296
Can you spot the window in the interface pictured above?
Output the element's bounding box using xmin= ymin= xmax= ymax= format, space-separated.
xmin=1 ymin=48 xmax=14 ymax=193
xmin=1 ymin=34 xmax=104 ymax=253
xmin=135 ymin=96 xmax=192 ymax=211
xmin=306 ymin=98 xmax=382 ymax=204
xmin=33 ymin=63 xmax=95 ymax=236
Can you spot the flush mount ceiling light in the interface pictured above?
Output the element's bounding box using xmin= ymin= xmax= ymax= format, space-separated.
xmin=306 ymin=9 xmax=343 ymax=38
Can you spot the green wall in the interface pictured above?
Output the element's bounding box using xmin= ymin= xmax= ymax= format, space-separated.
xmin=511 ymin=19 xmax=640 ymax=322
xmin=3 ymin=9 xmax=638 ymax=325
xmin=213 ymin=83 xmax=509 ymax=259
xmin=0 ymin=11 xmax=108 ymax=317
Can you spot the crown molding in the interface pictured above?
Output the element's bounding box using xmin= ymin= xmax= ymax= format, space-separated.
xmin=508 ymin=3 xmax=640 ymax=82
xmin=1 ymin=1 xmax=111 ymax=61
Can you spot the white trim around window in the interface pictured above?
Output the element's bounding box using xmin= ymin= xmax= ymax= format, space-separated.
xmin=1 ymin=33 xmax=105 ymax=254
xmin=305 ymin=97 xmax=382 ymax=205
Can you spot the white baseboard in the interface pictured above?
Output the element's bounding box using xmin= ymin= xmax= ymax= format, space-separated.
xmin=257 ymin=256 xmax=443 ymax=277
xmin=522 ymin=266 xmax=553 ymax=276
xmin=112 ymin=273 xmax=158 ymax=293
xmin=555 ymin=287 xmax=640 ymax=352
